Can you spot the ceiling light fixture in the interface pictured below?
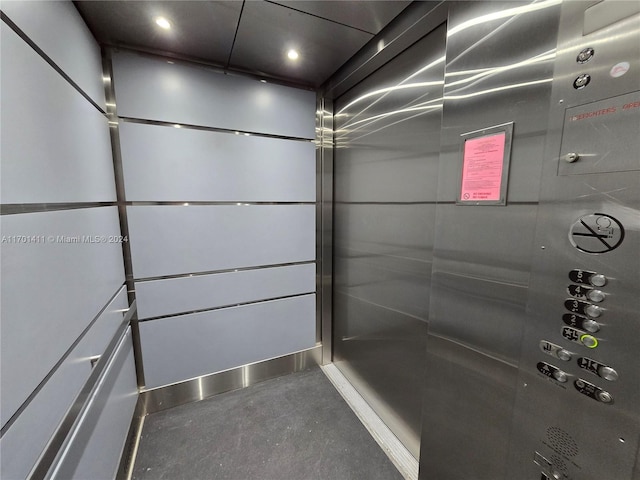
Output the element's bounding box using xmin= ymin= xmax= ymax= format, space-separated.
xmin=287 ymin=49 xmax=299 ymax=61
xmin=155 ymin=16 xmax=171 ymax=30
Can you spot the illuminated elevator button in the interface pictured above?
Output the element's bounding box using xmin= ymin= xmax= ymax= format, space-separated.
xmin=580 ymin=334 xmax=598 ymax=349
xmin=582 ymin=319 xmax=600 ymax=333
xmin=598 ymin=366 xmax=619 ymax=382
xmin=586 ymin=289 xmax=605 ymax=302
xmin=590 ymin=274 xmax=607 ymax=287
xmin=585 ymin=304 xmax=602 ymax=318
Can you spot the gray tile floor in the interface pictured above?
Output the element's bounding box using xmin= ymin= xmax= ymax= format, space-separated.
xmin=132 ymin=367 xmax=404 ymax=480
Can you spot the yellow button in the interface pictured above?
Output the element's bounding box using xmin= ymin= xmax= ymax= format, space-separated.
xmin=580 ymin=334 xmax=598 ymax=349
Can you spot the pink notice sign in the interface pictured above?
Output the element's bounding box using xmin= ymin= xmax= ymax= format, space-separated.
xmin=460 ymin=132 xmax=506 ymax=202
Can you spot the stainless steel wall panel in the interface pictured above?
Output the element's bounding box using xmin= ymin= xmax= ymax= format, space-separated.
xmin=0 ymin=23 xmax=116 ymax=204
xmin=50 ymin=330 xmax=138 ymax=480
xmin=126 ymin=205 xmax=315 ymax=279
xmin=420 ymin=335 xmax=517 ymax=480
xmin=139 ymin=295 xmax=316 ymax=388
xmin=0 ymin=287 xmax=128 ymax=480
xmin=431 ymin=204 xmax=538 ymax=288
xmin=334 ymin=203 xmax=435 ymax=263
xmin=333 ymin=25 xmax=446 ymax=459
xmin=0 ymin=0 xmax=106 ymax=109
xmin=435 ymin=2 xmax=560 ymax=203
xmin=419 ymin=2 xmax=562 ymax=478
xmin=0 ymin=207 xmax=126 ymax=426
xmin=118 ymin=121 xmax=315 ymax=202
xmin=135 ymin=263 xmax=316 ymax=319
xmin=111 ymin=50 xmax=316 ymax=139
xmin=506 ymin=2 xmax=640 ymax=479
xmin=333 ymin=292 xmax=426 ymax=458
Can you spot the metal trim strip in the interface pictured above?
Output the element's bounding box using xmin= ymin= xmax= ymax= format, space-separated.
xmin=0 ymin=11 xmax=105 ymax=115
xmin=137 ymin=292 xmax=316 ymax=322
xmin=102 ymin=48 xmax=145 ymax=388
xmin=320 ymin=2 xmax=448 ymax=99
xmin=0 ymin=285 xmax=127 ymax=436
xmin=1 ymin=202 xmax=117 ymax=216
xmin=140 ymin=345 xmax=322 ymax=413
xmin=126 ymin=201 xmax=316 ymax=206
xmin=27 ymin=301 xmax=137 ymax=480
xmin=120 ymin=116 xmax=317 ymax=143
xmin=115 ymin=392 xmax=146 ymax=480
xmin=134 ymin=260 xmax=317 ymax=283
xmin=318 ymin=97 xmax=334 ymax=365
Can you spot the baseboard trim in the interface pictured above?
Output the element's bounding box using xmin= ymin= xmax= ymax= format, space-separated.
xmin=321 ymin=363 xmax=419 ymax=480
xmin=140 ymin=345 xmax=322 ymax=414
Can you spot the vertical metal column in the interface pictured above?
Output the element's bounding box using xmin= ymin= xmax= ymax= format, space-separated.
xmin=102 ymin=48 xmax=145 ymax=388
xmin=317 ymin=96 xmax=334 ymax=366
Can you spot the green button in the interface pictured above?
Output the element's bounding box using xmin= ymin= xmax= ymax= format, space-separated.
xmin=580 ymin=334 xmax=598 ymax=349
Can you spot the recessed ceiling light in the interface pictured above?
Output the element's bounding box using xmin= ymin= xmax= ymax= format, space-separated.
xmin=155 ymin=16 xmax=171 ymax=30
xmin=287 ymin=49 xmax=299 ymax=60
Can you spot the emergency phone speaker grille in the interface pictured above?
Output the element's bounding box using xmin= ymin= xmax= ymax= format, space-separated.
xmin=546 ymin=426 xmax=579 ymax=457
xmin=551 ymin=454 xmax=567 ymax=473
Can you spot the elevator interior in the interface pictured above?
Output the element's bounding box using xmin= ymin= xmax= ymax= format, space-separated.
xmin=1 ymin=1 xmax=639 ymax=479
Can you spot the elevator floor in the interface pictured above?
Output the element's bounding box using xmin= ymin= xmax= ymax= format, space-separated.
xmin=131 ymin=367 xmax=404 ymax=480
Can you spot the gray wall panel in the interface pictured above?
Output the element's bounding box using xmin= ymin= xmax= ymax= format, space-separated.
xmin=119 ymin=121 xmax=315 ymax=202
xmin=126 ymin=205 xmax=315 ymax=278
xmin=136 ymin=263 xmax=315 ymax=319
xmin=112 ymin=51 xmax=316 ymax=139
xmin=139 ymin=295 xmax=316 ymax=388
xmin=0 ymin=207 xmax=125 ymax=425
xmin=55 ymin=332 xmax=138 ymax=480
xmin=0 ymin=24 xmax=116 ymax=204
xmin=0 ymin=287 xmax=128 ymax=480
xmin=0 ymin=0 xmax=106 ymax=109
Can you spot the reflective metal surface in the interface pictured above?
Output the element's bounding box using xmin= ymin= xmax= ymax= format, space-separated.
xmin=332 ymin=23 xmax=446 ymax=459
xmin=420 ymin=1 xmax=562 ymax=478
xmin=506 ymin=2 xmax=640 ymax=479
xmin=317 ymin=96 xmax=334 ymax=363
xmin=141 ymin=345 xmax=321 ymax=413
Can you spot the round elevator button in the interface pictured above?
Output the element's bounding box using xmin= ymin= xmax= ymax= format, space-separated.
xmin=576 ymin=47 xmax=595 ymax=64
xmin=587 ymin=289 xmax=605 ymax=302
xmin=557 ymin=349 xmax=572 ymax=361
xmin=580 ymin=334 xmax=598 ymax=349
xmin=553 ymin=370 xmax=568 ymax=383
xmin=585 ymin=304 xmax=602 ymax=318
xmin=590 ymin=274 xmax=607 ymax=287
xmin=582 ymin=319 xmax=600 ymax=333
xmin=573 ymin=74 xmax=591 ymax=89
xmin=597 ymin=391 xmax=613 ymax=403
xmin=598 ymin=366 xmax=619 ymax=382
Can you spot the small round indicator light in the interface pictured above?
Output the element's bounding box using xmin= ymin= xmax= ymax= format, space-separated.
xmin=580 ymin=334 xmax=598 ymax=349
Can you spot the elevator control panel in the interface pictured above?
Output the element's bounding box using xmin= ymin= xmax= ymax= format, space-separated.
xmin=506 ymin=2 xmax=640 ymax=478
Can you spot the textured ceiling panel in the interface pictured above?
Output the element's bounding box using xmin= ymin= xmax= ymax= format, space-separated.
xmin=270 ymin=0 xmax=411 ymax=34
xmin=230 ymin=1 xmax=372 ymax=87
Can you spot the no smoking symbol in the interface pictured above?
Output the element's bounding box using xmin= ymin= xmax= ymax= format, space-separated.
xmin=569 ymin=213 xmax=625 ymax=254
